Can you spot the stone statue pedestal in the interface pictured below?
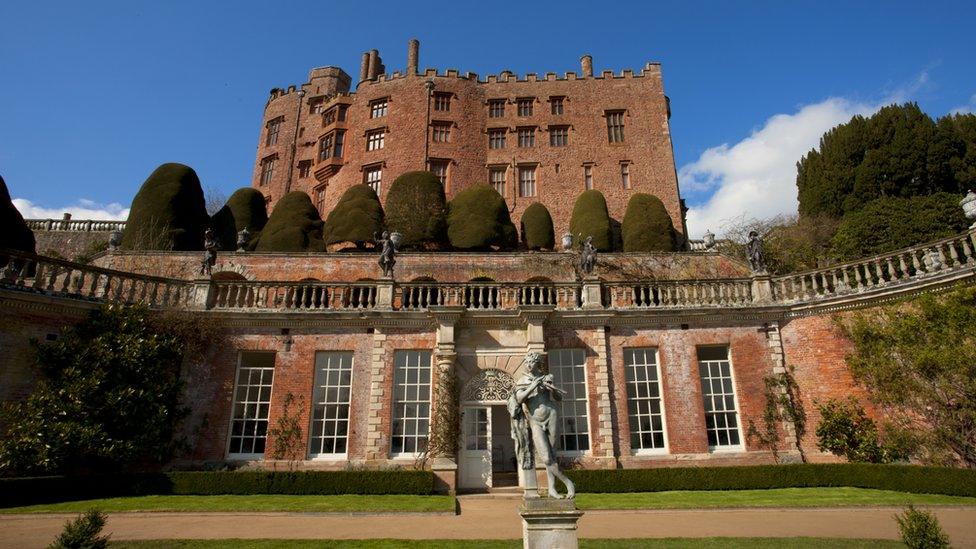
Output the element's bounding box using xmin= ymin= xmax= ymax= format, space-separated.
xmin=520 ymin=497 xmax=584 ymax=549
xmin=581 ymin=276 xmax=602 ymax=309
xmin=375 ymin=279 xmax=394 ymax=309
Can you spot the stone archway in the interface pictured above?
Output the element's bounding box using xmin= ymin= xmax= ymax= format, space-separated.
xmin=460 ymin=369 xmax=515 ymax=403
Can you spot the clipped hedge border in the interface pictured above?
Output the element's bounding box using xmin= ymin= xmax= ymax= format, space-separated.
xmin=0 ymin=470 xmax=434 ymax=508
xmin=566 ymin=464 xmax=976 ymax=497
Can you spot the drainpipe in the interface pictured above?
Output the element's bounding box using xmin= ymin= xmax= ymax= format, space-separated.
xmin=424 ymin=80 xmax=435 ymax=170
xmin=285 ymin=89 xmax=306 ymax=194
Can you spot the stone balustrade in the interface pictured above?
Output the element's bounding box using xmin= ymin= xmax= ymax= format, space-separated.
xmin=607 ymin=279 xmax=754 ymax=308
xmin=398 ymin=282 xmax=580 ymax=311
xmin=209 ymin=280 xmax=377 ymax=311
xmin=25 ymin=219 xmax=126 ymax=232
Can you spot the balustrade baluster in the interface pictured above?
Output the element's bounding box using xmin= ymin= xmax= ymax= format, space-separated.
xmin=936 ymin=245 xmax=948 ymax=270
xmin=948 ymin=241 xmax=960 ymax=267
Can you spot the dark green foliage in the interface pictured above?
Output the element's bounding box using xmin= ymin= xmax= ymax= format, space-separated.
xmin=797 ymin=105 xmax=976 ymax=217
xmin=384 ymin=171 xmax=448 ymax=249
xmin=520 ymin=203 xmax=555 ymax=250
xmin=0 ymin=175 xmax=36 ymax=254
xmin=830 ymin=193 xmax=968 ymax=260
xmin=569 ymin=190 xmax=613 ymax=251
xmin=564 ymin=464 xmax=976 ymax=496
xmin=210 ymin=188 xmax=268 ymax=251
xmin=256 ymin=192 xmax=326 ymax=252
xmin=896 ymin=505 xmax=950 ymax=549
xmin=0 ymin=305 xmax=189 ymax=476
xmin=322 ymin=185 xmax=384 ymax=248
xmin=0 ymin=471 xmax=435 ymax=508
xmin=621 ymin=193 xmax=677 ymax=252
xmin=815 ymin=398 xmax=899 ymax=463
xmin=446 ymin=185 xmax=518 ymax=250
xmin=48 ymin=509 xmax=109 ymax=549
xmin=121 ymin=163 xmax=209 ymax=251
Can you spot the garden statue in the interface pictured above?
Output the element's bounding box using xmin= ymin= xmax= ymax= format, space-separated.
xmin=108 ymin=229 xmax=123 ymax=251
xmin=236 ymin=228 xmax=250 ymax=252
xmin=746 ymin=230 xmax=767 ymax=274
xmin=962 ymin=189 xmax=976 ymax=229
xmin=375 ymin=231 xmax=401 ymax=279
xmin=578 ymin=235 xmax=597 ymax=276
xmin=507 ymin=351 xmax=576 ymax=499
xmin=200 ymin=228 xmax=218 ymax=276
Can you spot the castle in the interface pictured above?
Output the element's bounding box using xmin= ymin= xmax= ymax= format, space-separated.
xmin=251 ymin=40 xmax=686 ymax=244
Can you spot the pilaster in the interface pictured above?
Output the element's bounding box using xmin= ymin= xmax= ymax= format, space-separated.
xmin=364 ymin=327 xmax=388 ymax=460
xmin=591 ymin=325 xmax=617 ymax=463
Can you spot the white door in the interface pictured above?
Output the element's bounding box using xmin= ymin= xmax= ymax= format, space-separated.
xmin=459 ymin=406 xmax=492 ymax=490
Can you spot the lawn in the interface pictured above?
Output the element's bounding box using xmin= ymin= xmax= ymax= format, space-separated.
xmin=109 ymin=539 xmax=905 ymax=548
xmin=575 ymin=486 xmax=976 ymax=510
xmin=0 ymin=495 xmax=455 ymax=514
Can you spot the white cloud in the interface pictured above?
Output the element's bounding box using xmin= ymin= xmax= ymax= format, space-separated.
xmin=12 ymin=198 xmax=129 ymax=221
xmin=950 ymin=93 xmax=976 ymax=115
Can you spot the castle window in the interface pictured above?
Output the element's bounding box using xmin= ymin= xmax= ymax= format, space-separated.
xmin=584 ymin=164 xmax=593 ymax=190
xmin=323 ymin=108 xmax=336 ymax=126
xmin=517 ymin=98 xmax=534 ymax=117
xmin=366 ymin=129 xmax=385 ymax=151
xmin=298 ymin=160 xmax=312 ymax=179
xmin=265 ymin=117 xmax=283 ymax=146
xmin=621 ymin=162 xmax=631 ymax=189
xmin=489 ymin=167 xmax=506 ymax=197
xmin=310 ymin=99 xmax=324 ymax=115
xmin=370 ymin=98 xmax=388 ymax=118
xmin=607 ymin=110 xmax=625 ymax=143
xmin=488 ymin=128 xmax=506 ymax=149
xmin=319 ymin=135 xmax=333 ymax=161
xmin=364 ymin=165 xmax=382 ymax=195
xmin=314 ymin=185 xmax=327 ymax=214
xmin=431 ymin=122 xmax=451 ymax=143
xmin=625 ymin=348 xmax=667 ymax=453
xmin=391 ymin=350 xmax=432 ymax=455
xmin=433 ymin=92 xmax=451 ymax=112
xmin=489 ymin=99 xmax=506 ymax=118
xmin=309 ymin=351 xmax=353 ymax=457
xmin=517 ymin=127 xmax=535 ymax=148
xmin=550 ymin=348 xmax=590 ymax=453
xmin=518 ymin=165 xmax=536 ymax=197
xmin=550 ymin=96 xmax=565 ymax=115
xmin=429 ymin=159 xmax=449 ymax=185
xmin=697 ymin=346 xmax=742 ymax=450
xmin=259 ymin=155 xmax=277 ymax=186
xmin=227 ymin=351 xmax=276 ymax=458
xmin=334 ymin=130 xmax=345 ymax=157
xmin=549 ymin=126 xmax=568 ymax=147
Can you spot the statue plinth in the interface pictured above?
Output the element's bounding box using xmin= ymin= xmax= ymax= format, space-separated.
xmin=375 ymin=279 xmax=394 ymax=309
xmin=580 ymin=276 xmax=602 ymax=309
xmin=520 ymin=497 xmax=583 ymax=549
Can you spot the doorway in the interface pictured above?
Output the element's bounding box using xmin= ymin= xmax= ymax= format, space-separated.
xmin=458 ymin=404 xmax=515 ymax=490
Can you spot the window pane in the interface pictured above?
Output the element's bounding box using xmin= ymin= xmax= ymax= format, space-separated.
xmin=550 ymin=349 xmax=589 ymax=452
xmin=228 ymin=352 xmax=276 ymax=457
xmin=391 ymin=351 xmax=432 ymax=455
xmin=697 ymin=346 xmax=740 ymax=449
xmin=309 ymin=352 xmax=353 ymax=457
xmin=625 ymin=348 xmax=666 ymax=451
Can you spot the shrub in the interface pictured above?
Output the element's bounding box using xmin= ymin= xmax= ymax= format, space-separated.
xmin=446 ymin=185 xmax=518 ymax=250
xmin=121 ymin=163 xmax=209 ymax=251
xmin=621 ymin=193 xmax=677 ymax=252
xmin=815 ymin=398 xmax=901 ymax=463
xmin=256 ymin=191 xmax=326 ymax=252
xmin=322 ymin=185 xmax=384 ymax=249
xmin=0 ymin=175 xmax=36 ymax=254
xmin=384 ymin=171 xmax=448 ymax=250
xmin=895 ymin=505 xmax=950 ymax=549
xmin=210 ymin=187 xmax=268 ymax=251
xmin=569 ymin=190 xmax=613 ymax=251
xmin=48 ymin=509 xmax=109 ymax=549
xmin=520 ymin=203 xmax=555 ymax=250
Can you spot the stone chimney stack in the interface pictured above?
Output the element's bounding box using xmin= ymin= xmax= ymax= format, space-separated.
xmin=580 ymin=54 xmax=593 ymax=78
xmin=367 ymin=49 xmax=380 ymax=80
xmin=359 ymin=52 xmax=370 ymax=83
xmin=407 ymin=39 xmax=420 ymax=75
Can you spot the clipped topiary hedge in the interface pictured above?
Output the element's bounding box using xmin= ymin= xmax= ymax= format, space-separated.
xmin=565 ymin=464 xmax=976 ymax=496
xmin=384 ymin=171 xmax=448 ymax=250
xmin=322 ymin=185 xmax=384 ymax=248
xmin=0 ymin=175 xmax=36 ymax=254
xmin=569 ymin=190 xmax=613 ymax=251
xmin=447 ymin=185 xmax=518 ymax=250
xmin=0 ymin=470 xmax=435 ymax=508
xmin=520 ymin=202 xmax=555 ymax=250
xmin=255 ymin=192 xmax=326 ymax=252
xmin=210 ymin=188 xmax=268 ymax=251
xmin=121 ymin=163 xmax=209 ymax=251
xmin=622 ymin=193 xmax=677 ymax=252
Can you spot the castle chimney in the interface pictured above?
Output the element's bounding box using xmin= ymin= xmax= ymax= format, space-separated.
xmin=368 ymin=49 xmax=380 ymax=80
xmin=359 ymin=52 xmax=370 ymax=83
xmin=580 ymin=54 xmax=593 ymax=78
xmin=407 ymin=39 xmax=420 ymax=75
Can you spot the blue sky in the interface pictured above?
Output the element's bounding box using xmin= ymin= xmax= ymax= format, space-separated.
xmin=2 ymin=1 xmax=974 ymax=236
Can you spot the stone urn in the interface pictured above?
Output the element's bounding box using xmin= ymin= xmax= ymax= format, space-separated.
xmin=961 ymin=190 xmax=976 ymax=229
xmin=702 ymin=229 xmax=716 ymax=249
xmin=108 ymin=229 xmax=123 ymax=251
xmin=389 ymin=231 xmax=403 ymax=249
xmin=561 ymin=232 xmax=573 ymax=250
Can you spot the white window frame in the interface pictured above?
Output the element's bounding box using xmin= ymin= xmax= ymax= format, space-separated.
xmin=518 ymin=166 xmax=536 ymax=198
xmin=549 ymin=348 xmax=591 ymax=457
xmin=432 ymin=123 xmax=451 ymax=143
xmin=366 ymin=129 xmax=385 ymax=151
xmin=364 ymin=166 xmax=382 ymax=195
xmin=309 ymin=351 xmax=354 ymax=460
xmin=370 ymin=98 xmax=388 ymax=119
xmin=488 ymin=99 xmax=506 ymax=118
xmin=489 ymin=167 xmax=506 ymax=197
xmin=517 ymin=127 xmax=535 ymax=148
xmin=260 ymin=156 xmax=276 ymax=186
xmin=624 ymin=348 xmax=669 ymax=455
xmin=226 ymin=351 xmax=276 ymax=460
xmin=429 ymin=160 xmax=449 ymax=186
xmin=488 ymin=129 xmax=506 ymax=149
xmin=697 ymin=345 xmax=745 ymax=452
xmin=390 ymin=350 xmax=432 ymax=458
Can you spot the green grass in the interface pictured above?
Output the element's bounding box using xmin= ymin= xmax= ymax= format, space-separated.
xmin=109 ymin=539 xmax=905 ymax=549
xmin=0 ymin=495 xmax=455 ymax=514
xmin=575 ymin=487 xmax=976 ymax=510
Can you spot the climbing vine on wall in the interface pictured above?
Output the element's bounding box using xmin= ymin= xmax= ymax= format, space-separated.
xmin=269 ymin=392 xmax=306 ymax=469
xmin=746 ymin=366 xmax=806 ymax=463
xmin=424 ymin=365 xmax=459 ymax=465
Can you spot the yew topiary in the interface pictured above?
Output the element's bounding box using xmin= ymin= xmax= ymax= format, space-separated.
xmin=0 ymin=175 xmax=36 ymax=254
xmin=520 ymin=202 xmax=554 ymax=250
xmin=121 ymin=163 xmax=209 ymax=251
xmin=210 ymin=188 xmax=268 ymax=251
xmin=569 ymin=190 xmax=613 ymax=251
xmin=622 ymin=193 xmax=677 ymax=252
xmin=447 ymin=185 xmax=518 ymax=250
xmin=255 ymin=191 xmax=325 ymax=252
xmin=384 ymin=171 xmax=448 ymax=249
xmin=322 ymin=185 xmax=384 ymax=248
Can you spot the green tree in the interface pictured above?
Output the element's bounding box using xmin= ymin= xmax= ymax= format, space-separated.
xmin=322 ymin=185 xmax=384 ymax=249
xmin=569 ymin=190 xmax=613 ymax=251
xmin=718 ymin=214 xmax=842 ymax=274
xmin=384 ymin=171 xmax=448 ymax=250
xmin=895 ymin=505 xmax=950 ymax=549
xmin=814 ymin=398 xmax=896 ymax=463
xmin=520 ymin=202 xmax=555 ymax=250
xmin=0 ymin=305 xmax=191 ymax=475
xmin=621 ymin=193 xmax=677 ymax=252
xmin=121 ymin=163 xmax=209 ymax=251
xmin=840 ymin=287 xmax=976 ymax=468
xmin=446 ymin=185 xmax=518 ymax=250
xmin=210 ymin=188 xmax=268 ymax=251
xmin=49 ymin=509 xmax=110 ymax=549
xmin=0 ymin=175 xmax=36 ymax=254
xmin=256 ymin=191 xmax=326 ymax=252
